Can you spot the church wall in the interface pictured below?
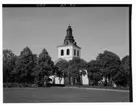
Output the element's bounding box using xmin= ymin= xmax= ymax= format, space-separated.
xmin=73 ymin=46 xmax=81 ymax=58
xmin=58 ymin=46 xmax=74 ymax=61
xmin=49 ymin=75 xmax=64 ymax=85
xmin=80 ymin=69 xmax=89 ymax=85
xmin=54 ymin=77 xmax=64 ymax=84
xmin=82 ymin=75 xmax=89 ymax=85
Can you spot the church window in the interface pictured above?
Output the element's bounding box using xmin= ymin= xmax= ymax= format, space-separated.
xmin=61 ymin=49 xmax=64 ymax=56
xmin=74 ymin=49 xmax=76 ymax=56
xmin=67 ymin=49 xmax=70 ymax=55
xmin=77 ymin=50 xmax=79 ymax=56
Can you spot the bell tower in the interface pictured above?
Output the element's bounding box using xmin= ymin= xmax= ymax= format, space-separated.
xmin=57 ymin=25 xmax=81 ymax=61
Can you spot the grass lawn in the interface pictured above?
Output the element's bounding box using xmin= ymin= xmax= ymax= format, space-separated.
xmin=3 ymin=87 xmax=130 ymax=103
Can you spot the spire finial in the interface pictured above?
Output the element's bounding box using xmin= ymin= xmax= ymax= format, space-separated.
xmin=68 ymin=24 xmax=71 ymax=28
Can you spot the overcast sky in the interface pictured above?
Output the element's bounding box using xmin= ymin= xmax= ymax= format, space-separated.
xmin=3 ymin=7 xmax=129 ymax=62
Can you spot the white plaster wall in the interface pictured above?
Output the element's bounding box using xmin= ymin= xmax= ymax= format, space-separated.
xmin=49 ymin=75 xmax=64 ymax=84
xmin=61 ymin=78 xmax=64 ymax=84
xmin=49 ymin=75 xmax=55 ymax=84
xmin=55 ymin=77 xmax=64 ymax=84
xmin=82 ymin=75 xmax=89 ymax=85
xmin=58 ymin=45 xmax=81 ymax=61
xmin=81 ymin=70 xmax=89 ymax=85
xmin=55 ymin=77 xmax=60 ymax=84
xmin=58 ymin=46 xmax=73 ymax=61
xmin=73 ymin=46 xmax=81 ymax=58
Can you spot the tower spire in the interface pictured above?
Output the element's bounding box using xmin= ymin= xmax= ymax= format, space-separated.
xmin=64 ymin=25 xmax=75 ymax=45
xmin=57 ymin=25 xmax=81 ymax=61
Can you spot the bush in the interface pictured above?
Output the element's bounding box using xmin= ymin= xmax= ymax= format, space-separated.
xmin=3 ymin=83 xmax=32 ymax=88
xmin=10 ymin=83 xmax=19 ymax=87
xmin=3 ymin=82 xmax=65 ymax=88
xmin=32 ymin=84 xmax=38 ymax=87
xmin=3 ymin=83 xmax=11 ymax=88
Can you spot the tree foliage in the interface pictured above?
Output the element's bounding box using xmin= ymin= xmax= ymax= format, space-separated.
xmin=67 ymin=57 xmax=88 ymax=85
xmin=32 ymin=48 xmax=54 ymax=85
xmin=87 ymin=60 xmax=102 ymax=85
xmin=3 ymin=49 xmax=17 ymax=82
xmin=55 ymin=59 xmax=68 ymax=77
xmin=113 ymin=55 xmax=130 ymax=87
xmin=96 ymin=50 xmax=121 ymax=85
xmin=68 ymin=57 xmax=87 ymax=76
xmin=12 ymin=47 xmax=37 ymax=83
xmin=3 ymin=48 xmax=130 ymax=88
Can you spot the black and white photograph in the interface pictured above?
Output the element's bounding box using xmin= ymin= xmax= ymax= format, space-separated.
xmin=2 ymin=4 xmax=132 ymax=103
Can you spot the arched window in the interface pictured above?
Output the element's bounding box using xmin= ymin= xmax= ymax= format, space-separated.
xmin=74 ymin=49 xmax=76 ymax=56
xmin=77 ymin=50 xmax=79 ymax=56
xmin=67 ymin=49 xmax=70 ymax=55
xmin=61 ymin=49 xmax=64 ymax=56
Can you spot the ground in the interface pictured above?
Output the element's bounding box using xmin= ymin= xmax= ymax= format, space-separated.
xmin=3 ymin=87 xmax=129 ymax=103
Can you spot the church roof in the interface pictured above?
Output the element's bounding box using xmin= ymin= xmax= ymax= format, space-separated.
xmin=58 ymin=25 xmax=81 ymax=49
xmin=57 ymin=43 xmax=81 ymax=49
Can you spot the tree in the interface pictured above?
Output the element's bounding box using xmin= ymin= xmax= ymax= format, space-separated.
xmin=68 ymin=57 xmax=87 ymax=72
xmin=96 ymin=50 xmax=121 ymax=86
xmin=113 ymin=55 xmax=130 ymax=87
xmin=3 ymin=49 xmax=17 ymax=83
xmin=13 ymin=47 xmax=37 ymax=83
xmin=55 ymin=59 xmax=69 ymax=76
xmin=55 ymin=59 xmax=69 ymax=83
xmin=32 ymin=48 xmax=54 ymax=86
xmin=121 ymin=55 xmax=130 ymax=77
xmin=68 ymin=57 xmax=88 ymax=85
xmin=87 ymin=60 xmax=102 ymax=85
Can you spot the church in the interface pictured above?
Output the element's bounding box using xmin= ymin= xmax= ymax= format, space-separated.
xmin=57 ymin=25 xmax=81 ymax=61
xmin=49 ymin=25 xmax=89 ymax=85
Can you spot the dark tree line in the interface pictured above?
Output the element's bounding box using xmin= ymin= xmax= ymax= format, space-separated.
xmin=3 ymin=47 xmax=55 ymax=87
xmin=3 ymin=47 xmax=130 ymax=87
xmin=55 ymin=51 xmax=130 ymax=87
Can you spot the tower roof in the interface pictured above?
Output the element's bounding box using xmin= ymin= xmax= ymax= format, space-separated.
xmin=57 ymin=25 xmax=81 ymax=49
xmin=64 ymin=25 xmax=74 ymax=44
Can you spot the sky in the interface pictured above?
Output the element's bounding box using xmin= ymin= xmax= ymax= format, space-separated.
xmin=3 ymin=7 xmax=129 ymax=62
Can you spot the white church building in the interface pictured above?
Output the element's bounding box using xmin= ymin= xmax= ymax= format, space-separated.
xmin=49 ymin=25 xmax=89 ymax=85
xmin=57 ymin=25 xmax=81 ymax=61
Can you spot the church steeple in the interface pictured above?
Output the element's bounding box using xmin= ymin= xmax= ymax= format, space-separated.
xmin=66 ymin=24 xmax=72 ymax=36
xmin=57 ymin=25 xmax=81 ymax=61
xmin=64 ymin=25 xmax=76 ymax=45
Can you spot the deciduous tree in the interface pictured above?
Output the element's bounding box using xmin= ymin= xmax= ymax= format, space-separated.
xmin=113 ymin=55 xmax=130 ymax=87
xmin=13 ymin=47 xmax=37 ymax=83
xmin=3 ymin=49 xmax=17 ymax=83
xmin=32 ymin=48 xmax=54 ymax=86
xmin=96 ymin=50 xmax=121 ymax=86
xmin=87 ymin=60 xmax=102 ymax=85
